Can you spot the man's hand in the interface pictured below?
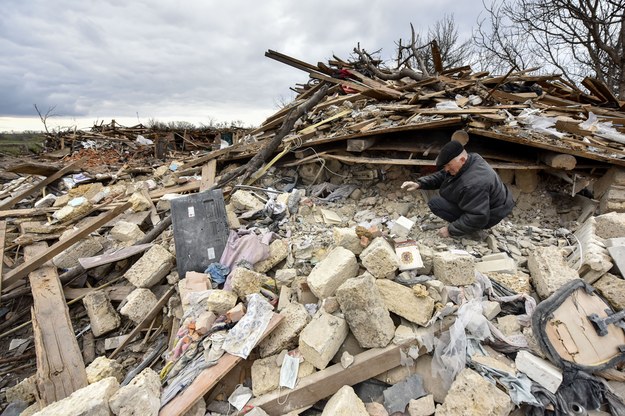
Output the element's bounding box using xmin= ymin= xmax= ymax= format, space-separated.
xmin=437 ymin=226 xmax=450 ymax=238
xmin=401 ymin=181 xmax=420 ymax=192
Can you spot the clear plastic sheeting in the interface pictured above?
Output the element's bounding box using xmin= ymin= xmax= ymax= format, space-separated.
xmin=516 ymin=108 xmax=566 ymax=138
xmin=580 ymin=111 xmax=625 ymax=146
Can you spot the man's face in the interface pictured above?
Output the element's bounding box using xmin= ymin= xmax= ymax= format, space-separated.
xmin=443 ymin=155 xmax=465 ymax=176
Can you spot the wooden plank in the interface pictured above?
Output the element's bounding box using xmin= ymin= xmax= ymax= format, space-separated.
xmin=468 ymin=128 xmax=625 ymax=167
xmin=149 ymin=181 xmax=200 ymax=198
xmin=1 ymin=201 xmax=131 ymax=289
xmin=248 ymin=343 xmax=403 ymax=416
xmin=63 ymin=284 xmax=169 ymax=302
xmin=28 ymin=242 xmax=88 ymax=405
xmin=159 ymin=314 xmax=284 ymax=416
xmin=109 ymin=285 xmax=176 ymax=359
xmin=179 ymin=147 xmax=231 ymax=171
xmin=0 ymin=221 xmax=5 ymax=303
xmin=78 ymin=243 xmax=153 ymax=269
xmin=299 ymin=109 xmax=351 ymax=135
xmin=0 ymin=207 xmax=58 ymax=219
xmin=322 ymin=153 xmax=544 ymax=169
xmin=0 ymin=158 xmax=85 ymax=210
xmin=200 ymin=159 xmax=217 ymax=192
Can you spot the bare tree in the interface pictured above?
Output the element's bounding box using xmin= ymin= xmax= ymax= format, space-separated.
xmin=33 ymin=104 xmax=57 ymax=134
xmin=353 ymin=15 xmax=473 ymax=81
xmin=474 ymin=0 xmax=625 ymax=98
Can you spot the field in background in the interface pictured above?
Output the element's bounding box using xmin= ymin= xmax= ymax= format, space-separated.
xmin=0 ymin=132 xmax=45 ymax=156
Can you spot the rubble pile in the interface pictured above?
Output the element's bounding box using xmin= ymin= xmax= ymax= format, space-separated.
xmin=1 ymin=48 xmax=625 ymax=416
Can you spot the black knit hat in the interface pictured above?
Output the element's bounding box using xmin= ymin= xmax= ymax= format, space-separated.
xmin=436 ymin=140 xmax=464 ymax=170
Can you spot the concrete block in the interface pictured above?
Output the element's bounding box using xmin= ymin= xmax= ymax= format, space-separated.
xmin=594 ymin=272 xmax=625 ymax=310
xmin=34 ymin=193 xmax=57 ymax=208
xmin=331 ymin=331 xmax=367 ymax=365
xmin=433 ymin=252 xmax=475 ymax=286
xmin=475 ymin=253 xmax=516 ymax=274
xmin=295 ymin=277 xmax=319 ymax=305
xmin=109 ymin=368 xmax=161 ymax=416
xmin=299 ymin=312 xmax=349 ymax=370
xmin=128 ymin=192 xmax=151 ymax=212
xmin=259 ymin=302 xmax=311 ymax=358
xmin=375 ymin=279 xmax=434 ymax=326
xmin=229 ymin=267 xmax=266 ymax=299
xmin=484 ymin=271 xmax=531 ymax=294
xmin=230 ymin=190 xmax=264 ymax=212
xmin=277 ymin=285 xmax=293 ymax=311
xmin=333 ymin=227 xmax=364 ymax=255
xmin=5 ymin=376 xmax=37 ymax=404
xmin=307 ymin=246 xmax=359 ymax=299
xmin=251 ymin=354 xmax=315 ymax=397
xmin=206 ymin=290 xmax=238 ymax=315
xmin=110 ymin=221 xmax=145 ymax=243
xmin=416 ymin=243 xmax=433 ymax=275
xmin=321 ymin=385 xmax=369 ymax=416
xmin=178 ymin=272 xmax=211 ymax=314
xmin=481 ymin=300 xmax=501 ymax=321
xmin=528 ymin=246 xmax=580 ymax=298
xmin=255 ymin=239 xmax=288 ymax=273
xmin=53 ymin=237 xmax=104 ymax=270
xmin=408 ymin=394 xmax=435 ymax=416
xmin=391 ymin=216 xmax=415 ymax=238
xmin=120 ymin=288 xmax=158 ymax=324
xmin=195 ymin=311 xmax=217 ymax=335
xmin=32 ymin=377 xmax=119 ymax=416
xmin=86 ymin=356 xmax=124 ymax=384
xmin=274 ymin=268 xmax=297 ymax=287
xmin=595 ymin=211 xmax=625 ymax=239
xmin=496 ymin=315 xmax=520 ymax=335
xmin=52 ymin=198 xmax=93 ymax=222
xmin=359 ymin=237 xmax=399 ymax=279
xmin=515 ymin=350 xmax=562 ymax=394
xmin=515 ymin=170 xmax=539 ymax=193
xmin=124 ymin=244 xmax=174 ymax=288
xmin=83 ymin=291 xmax=121 ymax=337
xmin=435 ymin=368 xmax=513 ymax=416
xmin=497 ymin=169 xmax=515 ymax=185
xmin=335 ymin=275 xmax=395 ymax=348
xmin=321 ymin=296 xmax=340 ymax=314
xmin=365 ymin=402 xmax=389 ymax=416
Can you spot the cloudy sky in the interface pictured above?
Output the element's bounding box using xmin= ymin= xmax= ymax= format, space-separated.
xmin=0 ymin=0 xmax=489 ymax=132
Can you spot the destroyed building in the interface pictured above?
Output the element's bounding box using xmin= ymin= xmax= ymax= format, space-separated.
xmin=2 ymin=47 xmax=625 ymax=416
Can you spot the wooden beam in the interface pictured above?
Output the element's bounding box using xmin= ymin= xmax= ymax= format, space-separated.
xmin=28 ymin=243 xmax=88 ymax=405
xmin=1 ymin=201 xmax=131 ymax=289
xmin=159 ymin=314 xmax=284 ymax=416
xmin=149 ymin=181 xmax=200 ymax=198
xmin=0 ymin=158 xmax=85 ymax=210
xmin=247 ymin=343 xmax=404 ymax=416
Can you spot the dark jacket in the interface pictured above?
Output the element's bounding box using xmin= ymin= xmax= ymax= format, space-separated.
xmin=417 ymin=153 xmax=514 ymax=236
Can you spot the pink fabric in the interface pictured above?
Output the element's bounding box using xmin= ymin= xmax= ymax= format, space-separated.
xmin=219 ymin=230 xmax=271 ymax=269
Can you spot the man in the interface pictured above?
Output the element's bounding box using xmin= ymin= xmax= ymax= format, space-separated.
xmin=401 ymin=136 xmax=514 ymax=238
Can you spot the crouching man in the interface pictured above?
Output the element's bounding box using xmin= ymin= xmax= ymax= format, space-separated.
xmin=401 ymin=137 xmax=514 ymax=238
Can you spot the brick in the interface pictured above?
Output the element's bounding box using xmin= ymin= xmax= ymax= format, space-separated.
xmin=307 ymin=246 xmax=359 ymax=299
xmin=85 ymin=356 xmax=124 ymax=384
xmin=110 ymin=220 xmax=145 ymax=243
xmin=109 ymin=368 xmax=161 ymax=416
xmin=124 ymin=244 xmax=174 ymax=288
xmin=120 ymin=288 xmax=158 ymax=324
xmin=359 ymin=237 xmax=399 ymax=279
xmin=230 ymin=190 xmax=264 ymax=212
xmin=433 ymin=252 xmax=475 ymax=286
xmin=259 ymin=302 xmax=311 ymax=358
xmin=32 ymin=377 xmax=119 ymax=416
xmin=226 ymin=302 xmax=246 ymax=323
xmin=435 ymin=368 xmax=513 ymax=416
xmin=321 ymin=385 xmax=368 ymax=416
xmin=475 ymin=253 xmax=516 ymax=274
xmin=335 ymin=275 xmax=395 ymax=348
xmin=515 ymin=350 xmax=562 ymax=394
xmin=594 ymin=272 xmax=625 ymax=310
xmin=82 ymin=291 xmax=120 ymax=337
xmin=375 ymin=279 xmax=434 ymax=326
xmin=485 ymin=271 xmax=531 ymax=294
xmin=206 ymin=290 xmax=238 ymax=315
xmin=408 ymin=394 xmax=435 ymax=416
xmin=528 ymin=246 xmax=579 ymax=298
xmin=251 ymin=354 xmax=315 ymax=397
xmin=299 ymin=312 xmax=349 ymax=370
xmin=255 ymin=239 xmax=288 ymax=273
xmin=229 ymin=267 xmax=266 ymax=299
xmin=333 ymin=227 xmax=364 ymax=255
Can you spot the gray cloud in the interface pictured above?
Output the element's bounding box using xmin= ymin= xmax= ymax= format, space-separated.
xmin=0 ymin=0 xmax=487 ymax=129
